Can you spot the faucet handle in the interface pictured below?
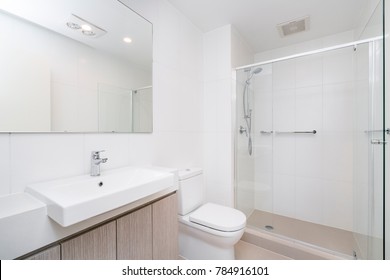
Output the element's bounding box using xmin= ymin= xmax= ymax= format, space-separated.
xmin=91 ymin=150 xmax=105 ymax=158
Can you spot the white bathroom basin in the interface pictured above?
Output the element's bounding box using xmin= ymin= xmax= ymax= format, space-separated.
xmin=25 ymin=166 xmax=175 ymax=227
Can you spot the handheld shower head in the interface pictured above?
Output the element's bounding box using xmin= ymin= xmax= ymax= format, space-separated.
xmin=242 ymin=66 xmax=262 ymax=156
xmin=252 ymin=67 xmax=262 ymax=75
xmin=246 ymin=67 xmax=262 ymax=84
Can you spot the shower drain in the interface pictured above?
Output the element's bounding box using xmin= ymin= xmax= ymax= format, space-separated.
xmin=265 ymin=225 xmax=274 ymax=231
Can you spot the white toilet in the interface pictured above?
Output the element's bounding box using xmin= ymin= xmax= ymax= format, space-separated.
xmin=177 ymin=168 xmax=246 ymax=260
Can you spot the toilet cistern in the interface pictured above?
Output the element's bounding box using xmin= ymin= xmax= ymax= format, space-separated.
xmin=90 ymin=150 xmax=108 ymax=176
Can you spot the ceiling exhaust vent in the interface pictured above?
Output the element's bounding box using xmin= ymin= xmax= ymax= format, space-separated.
xmin=277 ymin=16 xmax=310 ymax=37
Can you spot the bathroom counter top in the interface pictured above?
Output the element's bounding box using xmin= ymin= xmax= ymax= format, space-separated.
xmin=0 ymin=193 xmax=48 ymax=259
xmin=0 ymin=193 xmax=46 ymax=219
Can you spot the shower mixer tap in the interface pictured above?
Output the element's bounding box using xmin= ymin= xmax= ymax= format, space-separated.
xmin=239 ymin=125 xmax=248 ymax=137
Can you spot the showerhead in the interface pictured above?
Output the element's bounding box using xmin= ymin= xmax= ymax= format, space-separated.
xmin=251 ymin=67 xmax=262 ymax=75
xmin=246 ymin=67 xmax=262 ymax=84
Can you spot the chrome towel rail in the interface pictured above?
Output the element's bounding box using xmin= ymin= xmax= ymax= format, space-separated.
xmin=260 ymin=130 xmax=317 ymax=135
xmin=275 ymin=130 xmax=317 ymax=134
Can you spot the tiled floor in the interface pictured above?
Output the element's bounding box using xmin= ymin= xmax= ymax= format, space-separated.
xmin=246 ymin=209 xmax=354 ymax=258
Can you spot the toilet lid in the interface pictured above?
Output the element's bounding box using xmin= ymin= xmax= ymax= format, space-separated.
xmin=189 ymin=203 xmax=246 ymax=232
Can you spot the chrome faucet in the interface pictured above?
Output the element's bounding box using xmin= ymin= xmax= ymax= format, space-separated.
xmin=90 ymin=150 xmax=108 ymax=176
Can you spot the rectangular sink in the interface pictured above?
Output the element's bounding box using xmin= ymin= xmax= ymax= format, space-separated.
xmin=25 ymin=166 xmax=175 ymax=227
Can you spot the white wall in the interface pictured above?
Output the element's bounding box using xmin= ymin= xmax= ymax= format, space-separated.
xmin=0 ymin=0 xmax=203 ymax=197
xmin=203 ymin=25 xmax=253 ymax=208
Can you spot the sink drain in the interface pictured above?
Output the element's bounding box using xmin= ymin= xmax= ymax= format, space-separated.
xmin=265 ymin=225 xmax=274 ymax=231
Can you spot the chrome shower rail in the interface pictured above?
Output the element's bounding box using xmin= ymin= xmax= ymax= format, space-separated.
xmin=235 ymin=36 xmax=383 ymax=71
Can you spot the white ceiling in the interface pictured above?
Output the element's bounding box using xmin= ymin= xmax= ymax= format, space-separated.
xmin=167 ymin=0 xmax=371 ymax=53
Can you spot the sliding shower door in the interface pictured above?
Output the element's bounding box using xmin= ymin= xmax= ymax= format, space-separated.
xmin=353 ymin=40 xmax=384 ymax=260
xmin=235 ymin=6 xmax=385 ymax=257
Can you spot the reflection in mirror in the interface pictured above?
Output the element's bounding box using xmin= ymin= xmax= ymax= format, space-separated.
xmin=0 ymin=0 xmax=153 ymax=133
xmin=131 ymin=86 xmax=153 ymax=133
xmin=97 ymin=84 xmax=152 ymax=133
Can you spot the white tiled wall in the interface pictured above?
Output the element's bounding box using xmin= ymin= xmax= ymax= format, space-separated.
xmin=0 ymin=0 xmax=204 ymax=196
xmin=253 ymin=32 xmax=359 ymax=231
xmin=203 ymin=25 xmax=253 ymax=208
xmin=203 ymin=25 xmax=233 ymax=207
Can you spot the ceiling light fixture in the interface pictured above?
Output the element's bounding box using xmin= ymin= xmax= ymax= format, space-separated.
xmin=123 ymin=37 xmax=132 ymax=43
xmin=66 ymin=14 xmax=107 ymax=38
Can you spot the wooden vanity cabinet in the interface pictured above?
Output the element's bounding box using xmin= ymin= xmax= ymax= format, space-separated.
xmin=22 ymin=192 xmax=178 ymax=260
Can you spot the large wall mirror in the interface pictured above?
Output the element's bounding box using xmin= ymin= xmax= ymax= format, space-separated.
xmin=0 ymin=0 xmax=153 ymax=133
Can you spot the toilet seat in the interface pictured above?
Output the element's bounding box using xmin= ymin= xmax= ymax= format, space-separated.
xmin=189 ymin=203 xmax=246 ymax=232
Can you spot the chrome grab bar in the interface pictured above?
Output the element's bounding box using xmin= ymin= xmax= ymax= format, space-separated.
xmin=275 ymin=130 xmax=317 ymax=134
xmin=260 ymin=131 xmax=273 ymax=134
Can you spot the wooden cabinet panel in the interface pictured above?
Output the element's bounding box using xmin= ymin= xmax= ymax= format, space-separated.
xmin=117 ymin=205 xmax=152 ymax=259
xmin=152 ymin=193 xmax=178 ymax=259
xmin=25 ymin=245 xmax=60 ymax=260
xmin=61 ymin=221 xmax=116 ymax=260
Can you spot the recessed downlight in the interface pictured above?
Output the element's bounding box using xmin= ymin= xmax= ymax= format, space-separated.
xmin=123 ymin=37 xmax=132 ymax=43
